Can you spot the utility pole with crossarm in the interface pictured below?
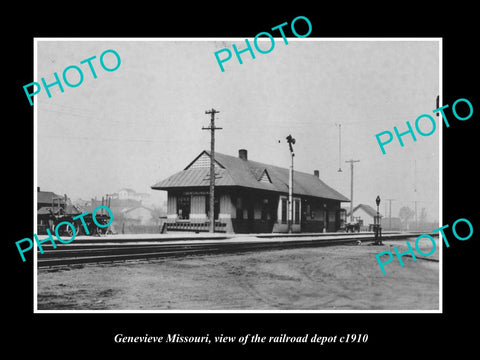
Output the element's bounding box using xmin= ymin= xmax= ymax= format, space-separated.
xmin=202 ymin=108 xmax=222 ymax=233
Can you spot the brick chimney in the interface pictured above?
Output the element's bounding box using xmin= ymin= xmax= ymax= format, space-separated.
xmin=314 ymin=170 xmax=319 ymax=178
xmin=239 ymin=149 xmax=248 ymax=160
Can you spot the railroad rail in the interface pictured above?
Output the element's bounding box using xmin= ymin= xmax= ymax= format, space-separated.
xmin=37 ymin=232 xmax=430 ymax=268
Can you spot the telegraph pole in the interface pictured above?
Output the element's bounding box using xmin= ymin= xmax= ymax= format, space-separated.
xmin=385 ymin=198 xmax=395 ymax=230
xmin=414 ymin=200 xmax=418 ymax=231
xmin=202 ymin=108 xmax=222 ymax=233
xmin=345 ymin=159 xmax=360 ymax=222
xmin=414 ymin=159 xmax=417 ymax=231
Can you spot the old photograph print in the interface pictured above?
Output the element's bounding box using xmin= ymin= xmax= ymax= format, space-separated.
xmin=34 ymin=39 xmax=440 ymax=311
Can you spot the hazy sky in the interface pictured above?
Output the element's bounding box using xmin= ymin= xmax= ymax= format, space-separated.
xmin=36 ymin=39 xmax=440 ymax=221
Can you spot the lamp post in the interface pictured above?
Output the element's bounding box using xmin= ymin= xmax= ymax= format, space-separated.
xmin=286 ymin=134 xmax=295 ymax=233
xmin=336 ymin=123 xmax=342 ymax=172
xmin=346 ymin=159 xmax=360 ymax=222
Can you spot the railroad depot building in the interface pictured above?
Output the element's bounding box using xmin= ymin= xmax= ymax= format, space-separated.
xmin=151 ymin=149 xmax=350 ymax=233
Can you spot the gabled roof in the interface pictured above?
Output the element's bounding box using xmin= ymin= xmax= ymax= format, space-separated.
xmin=257 ymin=169 xmax=272 ymax=183
xmin=37 ymin=190 xmax=64 ymax=205
xmin=152 ymin=150 xmax=350 ymax=202
xmin=348 ymin=204 xmax=382 ymax=217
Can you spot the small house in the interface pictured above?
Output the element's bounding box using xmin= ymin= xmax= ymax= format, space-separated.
xmin=347 ymin=204 xmax=382 ymax=229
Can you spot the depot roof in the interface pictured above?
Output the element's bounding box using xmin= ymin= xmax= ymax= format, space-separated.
xmin=151 ymin=150 xmax=349 ymax=202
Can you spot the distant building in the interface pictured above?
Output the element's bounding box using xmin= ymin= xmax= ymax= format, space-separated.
xmin=36 ymin=187 xmax=80 ymax=233
xmin=347 ymin=204 xmax=382 ymax=228
xmin=37 ymin=187 xmax=80 ymax=214
xmin=113 ymin=188 xmax=150 ymax=203
xmin=121 ymin=206 xmax=156 ymax=225
xmin=37 ymin=187 xmax=64 ymax=210
xmin=89 ymin=189 xmax=144 ymax=213
xmin=86 ymin=192 xmax=160 ymax=234
xmin=73 ymin=198 xmax=91 ymax=209
xmin=152 ymin=149 xmax=350 ymax=233
xmin=381 ymin=217 xmax=402 ymax=231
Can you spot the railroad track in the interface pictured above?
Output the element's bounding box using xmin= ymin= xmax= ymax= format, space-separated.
xmin=37 ymin=232 xmax=427 ymax=267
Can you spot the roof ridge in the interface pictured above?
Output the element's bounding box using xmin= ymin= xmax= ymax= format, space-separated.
xmin=213 ymin=151 xmax=341 ymax=181
xmin=153 ymin=150 xmax=349 ymax=202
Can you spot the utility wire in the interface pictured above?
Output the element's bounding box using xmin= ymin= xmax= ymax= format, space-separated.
xmin=38 ymin=134 xmax=164 ymax=143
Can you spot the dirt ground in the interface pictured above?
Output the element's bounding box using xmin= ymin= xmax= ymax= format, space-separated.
xmin=36 ymin=238 xmax=439 ymax=311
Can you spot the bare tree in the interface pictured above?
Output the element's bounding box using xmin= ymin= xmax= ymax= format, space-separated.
xmin=419 ymin=207 xmax=428 ymax=223
xmin=398 ymin=206 xmax=415 ymax=227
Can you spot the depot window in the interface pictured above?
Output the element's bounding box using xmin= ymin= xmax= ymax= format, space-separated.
xmin=281 ymin=198 xmax=287 ymax=224
xmin=236 ymin=196 xmax=243 ymax=220
xmin=177 ymin=195 xmax=191 ymax=220
xmin=205 ymin=195 xmax=219 ymax=220
xmin=294 ymin=199 xmax=300 ymax=224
